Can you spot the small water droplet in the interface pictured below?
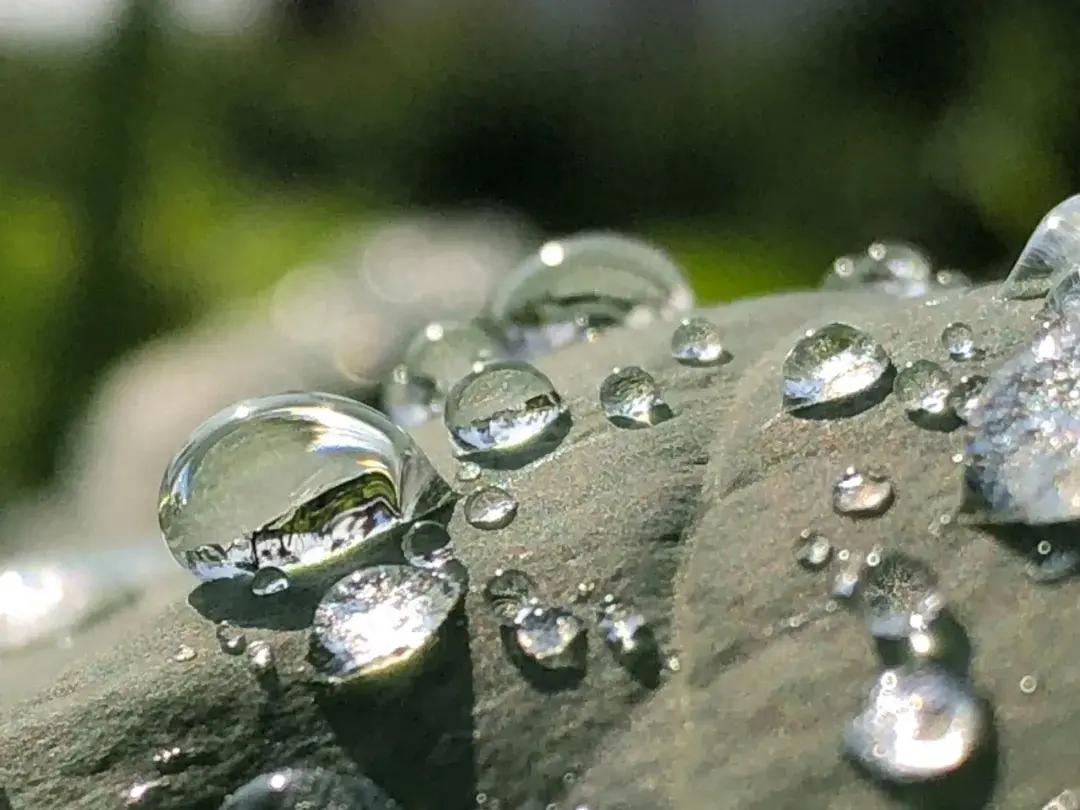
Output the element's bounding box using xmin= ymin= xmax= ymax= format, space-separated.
xmin=483 ymin=568 xmax=538 ymax=624
xmin=1019 ymin=674 xmax=1039 ymax=694
xmin=949 ymin=374 xmax=987 ymax=423
xmin=832 ymin=552 xmax=864 ymax=600
xmin=251 ymin=567 xmax=289 ymax=597
xmin=125 ymin=777 xmax=169 ymax=806
xmin=844 ymin=666 xmax=987 ymax=783
xmin=514 ymin=606 xmax=586 ymax=670
xmin=782 ymin=323 xmax=892 ymax=417
xmin=833 ymin=467 xmax=895 ymax=517
xmin=670 ymin=318 xmax=732 ymax=367
xmin=1001 ymin=195 xmax=1080 ymax=300
xmin=215 ymin=621 xmax=247 ymax=655
xmin=173 ymin=644 xmax=196 ymax=663
xmin=444 ymin=361 xmax=569 ymax=462
xmin=247 ymin=640 xmax=275 ymax=677
xmin=600 ymin=366 xmax=673 ymax=428
xmin=221 ymin=768 xmax=400 ymax=810
xmin=456 ymin=461 xmax=482 ymax=483
xmin=823 ymin=242 xmax=936 ymax=298
xmin=152 ymin=746 xmax=188 ymax=775
xmin=860 ymin=553 xmax=943 ymax=641
xmin=309 ymin=565 xmax=463 ymax=682
xmin=941 ymin=322 xmax=977 ymax=361
xmin=794 ymin=529 xmax=833 ymax=570
xmin=572 ymin=580 xmax=596 ymax=603
xmin=464 ymin=486 xmax=518 ymax=530
xmin=597 ymin=600 xmax=654 ymax=658
xmin=666 ymin=654 xmax=682 ymax=672
xmin=401 ymin=521 xmax=454 ymax=569
xmin=894 ymin=360 xmax=953 ymax=417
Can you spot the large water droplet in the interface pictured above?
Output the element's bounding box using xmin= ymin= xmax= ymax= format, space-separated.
xmin=833 ymin=467 xmax=895 ymax=517
xmin=823 ymin=242 xmax=950 ymax=299
xmin=251 ymin=567 xmax=290 ymax=597
xmin=599 ymin=366 xmax=673 ymax=428
xmin=220 ymin=767 xmax=400 ymax=809
xmin=782 ymin=323 xmax=893 ymax=417
xmin=464 ymin=486 xmax=518 ymax=530
xmin=941 ymin=322 xmax=977 ymax=361
xmin=159 ymin=392 xmax=452 ymax=581
xmin=861 ymin=553 xmax=943 ymax=641
xmin=513 ymin=606 xmax=586 ymax=670
xmin=794 ymin=529 xmax=833 ymax=570
xmin=844 ymin=667 xmax=987 ymax=783
xmin=381 ymin=320 xmax=506 ymax=427
xmin=309 ymin=564 xmax=462 ymax=682
xmin=490 ymin=233 xmax=693 ymax=356
xmin=483 ymin=568 xmax=538 ymax=624
xmin=1002 ymin=195 xmax=1080 ymax=300
xmin=893 ymin=360 xmax=955 ymax=423
xmin=597 ymin=597 xmax=653 ymax=658
xmin=444 ymin=361 xmax=569 ymax=463
xmin=216 ymin=621 xmax=247 ymax=655
xmin=670 ymin=318 xmax=732 ymax=367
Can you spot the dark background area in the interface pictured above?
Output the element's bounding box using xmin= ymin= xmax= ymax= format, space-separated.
xmin=1 ymin=0 xmax=1078 ymax=494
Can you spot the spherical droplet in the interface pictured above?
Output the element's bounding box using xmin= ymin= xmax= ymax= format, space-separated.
xmin=483 ymin=568 xmax=538 ymax=624
xmin=844 ymin=666 xmax=987 ymax=783
xmin=444 ymin=361 xmax=568 ymax=462
xmin=490 ymin=233 xmax=693 ymax=356
xmin=216 ymin=621 xmax=247 ymax=655
xmin=401 ymin=520 xmax=454 ymax=570
xmin=782 ymin=323 xmax=892 ymax=417
xmin=456 ymin=461 xmax=482 ymax=483
xmin=860 ymin=553 xmax=943 ymax=641
xmin=309 ymin=564 xmax=462 ymax=682
xmin=599 ymin=366 xmax=673 ymax=428
xmin=670 ymin=318 xmax=731 ymax=367
xmin=893 ymin=360 xmax=953 ymax=418
xmin=794 ymin=529 xmax=833 ymax=570
xmin=597 ymin=600 xmax=653 ymax=657
xmin=381 ymin=320 xmax=507 ymax=427
xmin=463 ymin=486 xmax=519 ymax=531
xmin=220 ymin=767 xmax=400 ymax=810
xmin=833 ymin=467 xmax=895 ymax=517
xmin=514 ymin=606 xmax=586 ymax=670
xmin=942 ymin=322 xmax=977 ymax=361
xmin=159 ymin=392 xmax=452 ymax=581
xmin=251 ymin=567 xmax=290 ymax=597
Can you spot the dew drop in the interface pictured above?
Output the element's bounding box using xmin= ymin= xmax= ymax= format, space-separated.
xmin=1025 ymin=546 xmax=1080 ymax=583
xmin=670 ymin=318 xmax=732 ymax=367
xmin=490 ymin=233 xmax=693 ymax=356
xmin=513 ymin=606 xmax=586 ymax=670
xmin=573 ymin=580 xmax=596 ymax=603
xmin=1019 ymin=674 xmax=1039 ymax=694
xmin=794 ymin=529 xmax=833 ymax=570
xmin=483 ymin=568 xmax=539 ymax=624
xmin=941 ymin=322 xmax=977 ymax=361
xmin=844 ymin=666 xmax=987 ymax=783
xmin=597 ymin=598 xmax=654 ymax=658
xmin=782 ymin=323 xmax=892 ymax=417
xmin=444 ymin=361 xmax=569 ymax=462
xmin=251 ymin=567 xmax=289 ymax=597
xmin=456 ymin=461 xmax=482 ymax=483
xmin=893 ymin=360 xmax=953 ymax=417
xmin=401 ymin=521 xmax=454 ymax=569
xmin=220 ymin=767 xmax=400 ymax=810
xmin=152 ymin=746 xmax=188 ymax=775
xmin=158 ymin=392 xmax=452 ymax=581
xmin=173 ymin=644 xmax=196 ymax=663
xmin=823 ymin=242 xmax=935 ymax=299
xmin=599 ymin=366 xmax=673 ymax=428
xmin=215 ymin=621 xmax=247 ymax=655
xmin=247 ymin=639 xmax=276 ymax=681
xmin=463 ymin=486 xmax=519 ymax=531
xmin=860 ymin=553 xmax=943 ymax=641
xmin=1001 ymin=195 xmax=1080 ymax=300
xmin=949 ymin=374 xmax=988 ymax=423
xmin=833 ymin=467 xmax=895 ymax=517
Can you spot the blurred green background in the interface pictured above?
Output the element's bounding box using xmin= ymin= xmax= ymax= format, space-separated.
xmin=1 ymin=0 xmax=1078 ymax=495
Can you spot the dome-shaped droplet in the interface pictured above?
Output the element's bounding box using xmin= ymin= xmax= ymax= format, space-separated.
xmin=670 ymin=318 xmax=732 ymax=367
xmin=513 ymin=606 xmax=586 ymax=670
xmin=794 ymin=529 xmax=833 ymax=570
xmin=247 ymin=639 xmax=276 ymax=684
xmin=941 ymin=322 xmax=977 ymax=361
xmin=1002 ymin=195 xmax=1080 ymax=300
xmin=159 ymin=392 xmax=453 ymax=581
xmin=400 ymin=521 xmax=453 ymax=570
xmin=949 ymin=374 xmax=987 ymax=423
xmin=309 ymin=564 xmax=462 ymax=682
xmin=597 ymin=598 xmax=653 ymax=658
xmin=483 ymin=568 xmax=538 ymax=624
xmin=844 ymin=667 xmax=987 ymax=783
xmin=893 ymin=360 xmax=953 ymax=416
xmin=490 ymin=233 xmax=693 ymax=356
xmin=251 ymin=567 xmax=289 ymax=597
xmin=782 ymin=324 xmax=892 ymax=417
xmin=599 ymin=366 xmax=673 ymax=428
xmin=456 ymin=461 xmax=481 ymax=483
xmin=823 ymin=242 xmax=934 ymax=299
xmin=221 ymin=767 xmax=400 ymax=809
xmin=444 ymin=361 xmax=569 ymax=462
xmin=216 ymin=621 xmax=247 ymax=655
xmin=833 ymin=467 xmax=894 ymax=517
xmin=464 ymin=486 xmax=518 ymax=530
xmin=861 ymin=553 xmax=943 ymax=641
xmin=381 ymin=320 xmax=506 ymax=427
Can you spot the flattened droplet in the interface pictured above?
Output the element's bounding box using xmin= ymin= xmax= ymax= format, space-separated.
xmin=464 ymin=486 xmax=518 ymax=530
xmin=251 ymin=567 xmax=289 ymax=597
xmin=670 ymin=318 xmax=732 ymax=367
xmin=173 ymin=645 xmax=196 ymax=663
xmin=894 ymin=360 xmax=953 ymax=416
xmin=1002 ymin=195 xmax=1080 ymax=300
xmin=794 ymin=529 xmax=833 ymax=570
xmin=513 ymin=606 xmax=586 ymax=670
xmin=782 ymin=324 xmax=893 ymax=417
xmin=599 ymin=366 xmax=673 ymax=428
xmin=483 ymin=568 xmax=538 ymax=624
xmin=221 ymin=767 xmax=400 ymax=810
xmin=833 ymin=467 xmax=895 ymax=517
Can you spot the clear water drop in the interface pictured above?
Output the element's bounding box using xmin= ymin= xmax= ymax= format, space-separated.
xmin=251 ymin=567 xmax=290 ymax=597
xmin=463 ymin=486 xmax=518 ymax=530
xmin=173 ymin=644 xmax=196 ymax=663
xmin=513 ymin=606 xmax=586 ymax=670
xmin=401 ymin=521 xmax=454 ymax=569
xmin=483 ymin=568 xmax=538 ymax=624
xmin=600 ymin=366 xmax=673 ymax=428
xmin=597 ymin=598 xmax=653 ymax=658
xmin=456 ymin=461 xmax=482 ymax=483
xmin=381 ymin=320 xmax=507 ymax=427
xmin=782 ymin=323 xmax=892 ymax=416
xmin=949 ymin=374 xmax=988 ymax=423
xmin=1001 ymin=195 xmax=1080 ymax=300
xmin=823 ymin=241 xmax=935 ymax=298
xmin=893 ymin=360 xmax=953 ymax=416
xmin=444 ymin=361 xmax=569 ymax=462
xmin=670 ymin=318 xmax=732 ymax=367
xmin=152 ymin=746 xmax=189 ymax=775
xmin=844 ymin=666 xmax=987 ymax=783
xmin=216 ymin=621 xmax=247 ymax=655
xmin=221 ymin=768 xmax=400 ymax=810
xmin=159 ymin=392 xmax=452 ymax=581
xmin=833 ymin=467 xmax=895 ymax=517
xmin=309 ymin=564 xmax=462 ymax=682
xmin=247 ymin=639 xmax=276 ymax=680
xmin=941 ymin=322 xmax=977 ymax=361
xmin=490 ymin=232 xmax=693 ymax=356
xmin=860 ymin=553 xmax=943 ymax=641
xmin=794 ymin=529 xmax=833 ymax=570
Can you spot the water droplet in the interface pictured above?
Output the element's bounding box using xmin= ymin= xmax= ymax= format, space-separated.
xmin=251 ymin=567 xmax=290 ymax=597
xmin=599 ymin=366 xmax=673 ymax=428
xmin=844 ymin=666 xmax=987 ymax=783
xmin=513 ymin=606 xmax=586 ymax=670
xmin=491 ymin=233 xmax=693 ymax=356
xmin=456 ymin=461 xmax=482 ymax=483
xmin=173 ymin=644 xmax=196 ymax=663
xmin=670 ymin=318 xmax=732 ymax=367
xmin=782 ymin=323 xmax=893 ymax=417
xmin=221 ymin=767 xmax=400 ymax=810
xmin=216 ymin=621 xmax=247 ymax=655
xmin=483 ymin=568 xmax=538 ymax=624
xmin=1001 ymin=195 xmax=1080 ymax=300
xmin=949 ymin=374 xmax=988 ymax=423
xmin=247 ymin=639 xmax=276 ymax=680
xmin=823 ymin=242 xmax=956 ymax=298
xmin=444 ymin=361 xmax=569 ymax=462
xmin=597 ymin=599 xmax=654 ymax=657
xmin=381 ymin=320 xmax=507 ymax=427
xmin=833 ymin=467 xmax=895 ymax=517
xmin=573 ymin=580 xmax=596 ymax=603
xmin=1025 ymin=545 xmax=1080 ymax=583
xmin=401 ymin=521 xmax=453 ymax=569
xmin=1044 ymin=789 xmax=1080 ymax=810
xmin=860 ymin=553 xmax=943 ymax=641
xmin=794 ymin=529 xmax=833 ymax=570
xmin=666 ymin=654 xmax=682 ymax=672
xmin=309 ymin=564 xmax=462 ymax=682
xmin=893 ymin=360 xmax=953 ymax=417
xmin=463 ymin=486 xmax=518 ymax=530
xmin=125 ymin=777 xmax=169 ymax=806
xmin=152 ymin=746 xmax=189 ymax=775
xmin=1019 ymin=674 xmax=1039 ymax=694
xmin=159 ymin=392 xmax=452 ymax=581
xmin=831 ymin=552 xmax=863 ymax=600
xmin=941 ymin=322 xmax=977 ymax=361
